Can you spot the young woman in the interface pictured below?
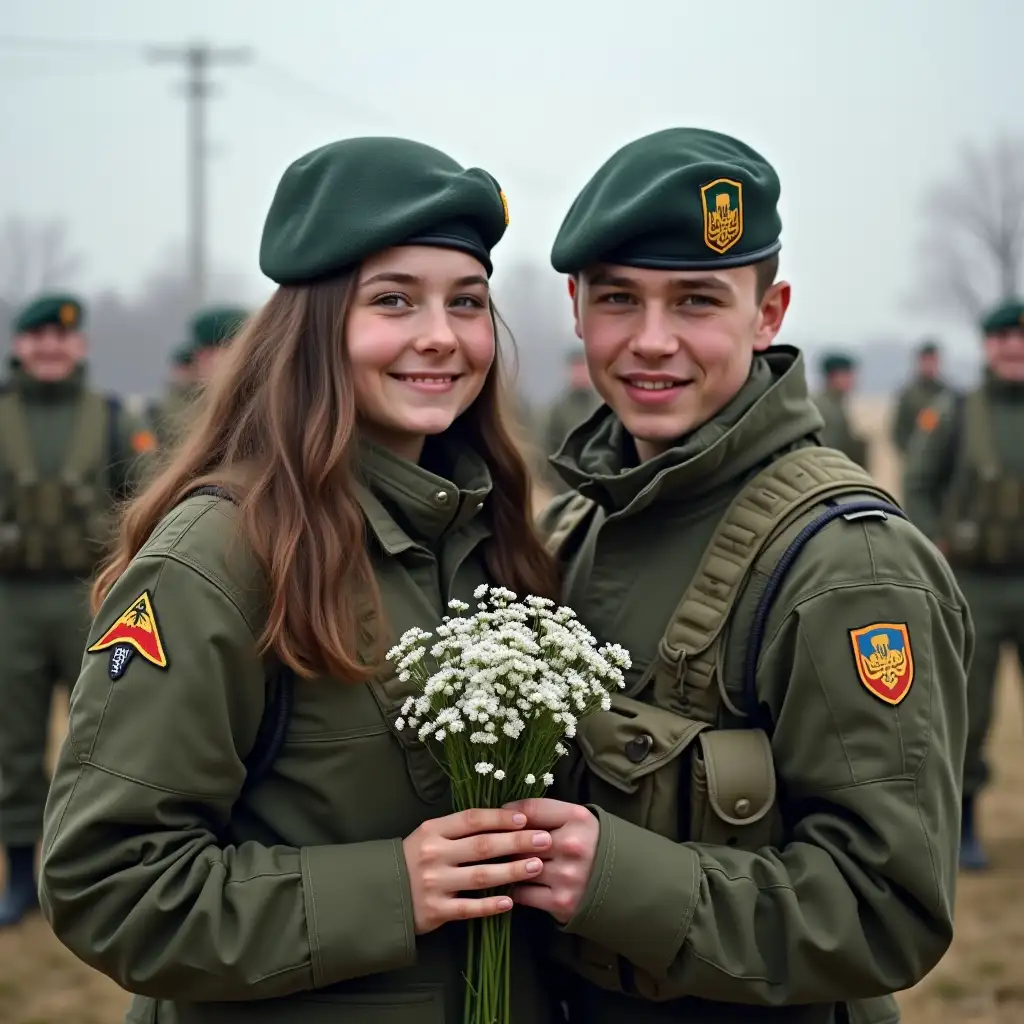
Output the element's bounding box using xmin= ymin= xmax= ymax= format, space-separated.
xmin=39 ymin=137 xmax=562 ymax=1024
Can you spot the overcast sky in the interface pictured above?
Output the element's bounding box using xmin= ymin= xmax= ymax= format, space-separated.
xmin=3 ymin=0 xmax=1022 ymax=356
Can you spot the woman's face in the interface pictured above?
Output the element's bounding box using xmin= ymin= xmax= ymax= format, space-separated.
xmin=347 ymin=245 xmax=495 ymax=461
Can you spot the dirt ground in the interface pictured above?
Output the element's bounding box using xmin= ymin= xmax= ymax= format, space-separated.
xmin=1 ymin=397 xmax=1022 ymax=1022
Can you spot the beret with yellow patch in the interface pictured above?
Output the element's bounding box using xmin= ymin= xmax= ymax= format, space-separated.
xmin=260 ymin=137 xmax=510 ymax=284
xmin=190 ymin=306 xmax=249 ymax=351
xmin=821 ymin=352 xmax=856 ymax=375
xmin=13 ymin=294 xmax=85 ymax=334
xmin=551 ymin=127 xmax=782 ymax=275
xmin=980 ymin=298 xmax=1024 ymax=335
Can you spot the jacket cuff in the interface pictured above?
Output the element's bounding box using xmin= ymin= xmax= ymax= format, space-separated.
xmin=302 ymin=839 xmax=416 ymax=987
xmin=562 ymin=807 xmax=702 ymax=975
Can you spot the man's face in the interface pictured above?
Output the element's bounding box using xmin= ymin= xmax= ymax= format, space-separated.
xmin=571 ymin=263 xmax=790 ymax=461
xmin=12 ymin=326 xmax=86 ymax=382
xmin=984 ymin=327 xmax=1024 ymax=382
xmin=918 ymin=352 xmax=940 ymax=380
xmin=827 ymin=368 xmax=855 ymax=395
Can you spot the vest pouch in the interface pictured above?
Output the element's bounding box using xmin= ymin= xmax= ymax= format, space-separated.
xmin=576 ymin=694 xmax=709 ymax=842
xmin=690 ymin=728 xmax=780 ymax=851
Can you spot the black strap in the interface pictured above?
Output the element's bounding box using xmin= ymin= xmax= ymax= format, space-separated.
xmin=183 ymin=483 xmax=295 ymax=787
xmin=743 ymin=499 xmax=907 ymax=733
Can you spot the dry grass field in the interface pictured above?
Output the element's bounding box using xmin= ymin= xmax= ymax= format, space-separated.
xmin=1 ymin=396 xmax=1022 ymax=1022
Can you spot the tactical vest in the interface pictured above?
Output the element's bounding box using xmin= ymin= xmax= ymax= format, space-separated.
xmin=0 ymin=390 xmax=119 ymax=577
xmin=941 ymin=388 xmax=1024 ymax=570
xmin=544 ymin=446 xmax=901 ymax=1004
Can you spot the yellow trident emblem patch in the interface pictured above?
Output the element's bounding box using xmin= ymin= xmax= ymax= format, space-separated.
xmin=849 ymin=623 xmax=914 ymax=705
xmin=58 ymin=303 xmax=78 ymax=328
xmin=499 ymin=190 xmax=510 ymax=226
xmin=700 ymin=178 xmax=743 ymax=255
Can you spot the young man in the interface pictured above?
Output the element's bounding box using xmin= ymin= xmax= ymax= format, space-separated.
xmin=510 ymin=128 xmax=971 ymax=1023
xmin=903 ymin=298 xmax=1024 ymax=872
xmin=0 ymin=294 xmax=148 ymax=927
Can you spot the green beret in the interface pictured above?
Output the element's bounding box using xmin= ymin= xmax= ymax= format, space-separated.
xmin=551 ymin=128 xmax=782 ymax=274
xmin=13 ymin=294 xmax=85 ymax=334
xmin=821 ymin=352 xmax=856 ymax=375
xmin=191 ymin=306 xmax=249 ymax=350
xmin=260 ymin=137 xmax=509 ymax=284
xmin=981 ymin=298 xmax=1024 ymax=334
xmin=916 ymin=338 xmax=940 ymax=356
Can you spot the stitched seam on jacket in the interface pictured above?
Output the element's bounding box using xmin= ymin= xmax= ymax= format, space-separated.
xmin=76 ymin=755 xmax=239 ymax=801
xmin=664 ymin=853 xmax=701 ymax=973
xmin=306 ymin=852 xmax=323 ymax=985
xmin=393 ymin=841 xmax=415 ymax=964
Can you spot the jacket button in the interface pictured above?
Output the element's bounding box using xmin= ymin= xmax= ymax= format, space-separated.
xmin=434 ymin=490 xmax=450 ymax=505
xmin=625 ymin=733 xmax=653 ymax=763
xmin=734 ymin=798 xmax=752 ymax=818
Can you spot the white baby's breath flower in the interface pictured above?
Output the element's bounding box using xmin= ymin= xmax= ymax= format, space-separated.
xmin=524 ymin=773 xmax=536 ymax=785
xmin=542 ymin=773 xmax=555 ymax=787
xmin=395 ymin=718 xmax=405 ymax=731
xmin=494 ymin=769 xmax=506 ymax=781
xmin=475 ymin=762 xmax=494 ymax=775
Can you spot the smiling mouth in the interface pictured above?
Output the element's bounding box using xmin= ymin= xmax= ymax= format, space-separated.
xmin=389 ymin=373 xmax=461 ymax=384
xmin=622 ymin=378 xmax=690 ymax=391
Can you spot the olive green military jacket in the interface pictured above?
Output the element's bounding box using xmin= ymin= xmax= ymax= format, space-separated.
xmin=539 ymin=387 xmax=603 ymax=494
xmin=903 ymin=373 xmax=1024 ymax=547
xmin=812 ymin=387 xmax=868 ymax=467
xmin=540 ymin=349 xmax=971 ymax=1022
xmin=891 ymin=376 xmax=947 ymax=455
xmin=39 ymin=440 xmax=559 ymax=1024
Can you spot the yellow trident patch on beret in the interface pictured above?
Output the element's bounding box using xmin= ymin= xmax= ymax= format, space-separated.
xmin=58 ymin=303 xmax=78 ymax=328
xmin=700 ymin=178 xmax=744 ymax=255
xmin=499 ymin=190 xmax=510 ymax=227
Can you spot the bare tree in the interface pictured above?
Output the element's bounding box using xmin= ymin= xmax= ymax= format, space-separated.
xmin=0 ymin=216 xmax=85 ymax=305
xmin=909 ymin=137 xmax=1024 ymax=321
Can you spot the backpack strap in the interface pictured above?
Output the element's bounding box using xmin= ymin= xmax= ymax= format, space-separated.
xmin=649 ymin=446 xmax=897 ymax=724
xmin=182 ymin=483 xmax=294 ymax=788
xmin=741 ymin=496 xmax=906 ymax=731
xmin=0 ymin=391 xmax=38 ymax=484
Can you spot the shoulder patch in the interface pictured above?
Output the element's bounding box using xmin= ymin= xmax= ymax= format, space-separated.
xmin=88 ymin=591 xmax=168 ymax=679
xmin=916 ymin=406 xmax=940 ymax=433
xmin=848 ymin=622 xmax=914 ymax=705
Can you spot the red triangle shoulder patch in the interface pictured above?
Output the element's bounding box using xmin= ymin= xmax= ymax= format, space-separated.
xmin=88 ymin=591 xmax=168 ymax=670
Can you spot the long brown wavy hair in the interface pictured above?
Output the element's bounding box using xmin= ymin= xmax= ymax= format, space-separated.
xmin=94 ymin=273 xmax=560 ymax=682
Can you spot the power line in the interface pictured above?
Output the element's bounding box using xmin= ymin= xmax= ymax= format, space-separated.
xmin=148 ymin=43 xmax=253 ymax=314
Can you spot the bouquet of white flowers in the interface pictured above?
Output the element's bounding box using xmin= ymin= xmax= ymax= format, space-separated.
xmin=386 ymin=585 xmax=631 ymax=1024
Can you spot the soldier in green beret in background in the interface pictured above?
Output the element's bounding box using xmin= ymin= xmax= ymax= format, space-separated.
xmin=538 ymin=347 xmax=601 ymax=494
xmin=508 ymin=128 xmax=970 ymax=1023
xmin=149 ymin=307 xmax=248 ymax=451
xmin=0 ymin=294 xmax=149 ymax=927
xmin=812 ymin=351 xmax=869 ymax=466
xmin=903 ymin=297 xmax=1024 ymax=872
xmin=40 ymin=137 xmax=564 ymax=1024
xmin=891 ymin=338 xmax=949 ymax=456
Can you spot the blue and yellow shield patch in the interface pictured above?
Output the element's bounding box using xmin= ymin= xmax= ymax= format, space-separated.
xmin=849 ymin=623 xmax=914 ymax=705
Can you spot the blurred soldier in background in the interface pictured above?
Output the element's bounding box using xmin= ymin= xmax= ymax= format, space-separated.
xmin=0 ymin=294 xmax=150 ymax=927
xmin=903 ymin=297 xmax=1024 ymax=871
xmin=539 ymin=348 xmax=601 ymax=493
xmin=149 ymin=342 xmax=196 ymax=449
xmin=813 ymin=351 xmax=868 ymax=466
xmin=150 ymin=306 xmax=249 ymax=451
xmin=891 ymin=339 xmax=948 ymax=456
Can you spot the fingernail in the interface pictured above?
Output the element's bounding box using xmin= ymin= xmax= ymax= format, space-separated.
xmin=532 ymin=832 xmax=551 ymax=847
xmin=497 ymin=897 xmax=513 ymax=910
xmin=526 ymin=858 xmax=542 ymax=873
xmin=512 ymin=813 xmax=527 ymax=826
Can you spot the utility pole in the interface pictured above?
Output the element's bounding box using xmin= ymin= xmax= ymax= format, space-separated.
xmin=148 ymin=42 xmax=252 ymax=314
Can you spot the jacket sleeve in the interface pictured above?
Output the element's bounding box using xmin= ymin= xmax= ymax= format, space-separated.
xmin=40 ymin=549 xmax=416 ymax=1002
xmin=901 ymin=395 xmax=958 ymax=540
xmin=561 ymin=557 xmax=970 ymax=1004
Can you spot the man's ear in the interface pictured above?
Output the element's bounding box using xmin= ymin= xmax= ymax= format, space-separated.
xmin=753 ymin=280 xmax=791 ymax=352
xmin=568 ymin=276 xmax=582 ymax=339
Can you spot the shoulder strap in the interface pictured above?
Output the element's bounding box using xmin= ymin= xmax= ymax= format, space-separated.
xmin=182 ymin=482 xmax=294 ymax=788
xmin=544 ymin=492 xmax=600 ymax=559
xmin=964 ymin=388 xmax=998 ymax=481
xmin=0 ymin=391 xmax=38 ymax=483
xmin=740 ymin=497 xmax=906 ymax=732
xmin=650 ymin=447 xmax=896 ymax=723
xmin=61 ymin=391 xmax=108 ymax=483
